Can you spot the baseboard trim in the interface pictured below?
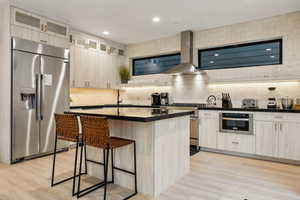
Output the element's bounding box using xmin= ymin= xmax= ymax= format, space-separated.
xmin=200 ymin=147 xmax=300 ymax=166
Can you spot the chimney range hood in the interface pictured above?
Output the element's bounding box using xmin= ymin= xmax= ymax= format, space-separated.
xmin=163 ymin=30 xmax=203 ymax=75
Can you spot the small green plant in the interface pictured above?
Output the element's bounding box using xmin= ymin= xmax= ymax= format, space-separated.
xmin=119 ymin=65 xmax=130 ymax=84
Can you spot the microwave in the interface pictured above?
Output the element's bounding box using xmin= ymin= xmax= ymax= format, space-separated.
xmin=219 ymin=113 xmax=253 ymax=135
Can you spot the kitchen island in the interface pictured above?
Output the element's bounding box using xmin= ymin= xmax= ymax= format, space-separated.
xmin=66 ymin=107 xmax=193 ymax=199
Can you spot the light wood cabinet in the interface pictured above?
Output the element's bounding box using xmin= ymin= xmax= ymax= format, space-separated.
xmin=255 ymin=120 xmax=278 ymax=157
xmin=255 ymin=113 xmax=300 ymax=161
xmin=218 ymin=132 xmax=255 ymax=154
xmin=199 ymin=112 xmax=218 ymax=149
xmin=278 ymin=122 xmax=300 ymax=161
xmin=11 ymin=7 xmax=69 ymax=48
xmin=70 ymin=44 xmax=124 ymax=89
xmin=199 ymin=111 xmax=300 ymax=162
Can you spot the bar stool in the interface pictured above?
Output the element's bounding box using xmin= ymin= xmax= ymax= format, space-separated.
xmin=77 ymin=115 xmax=138 ymax=200
xmin=51 ymin=113 xmax=88 ymax=196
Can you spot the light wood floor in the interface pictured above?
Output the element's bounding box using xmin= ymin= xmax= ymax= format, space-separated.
xmin=0 ymin=150 xmax=300 ymax=200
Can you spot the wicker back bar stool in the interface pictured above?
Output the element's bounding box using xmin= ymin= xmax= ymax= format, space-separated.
xmin=51 ymin=113 xmax=87 ymax=196
xmin=77 ymin=115 xmax=138 ymax=200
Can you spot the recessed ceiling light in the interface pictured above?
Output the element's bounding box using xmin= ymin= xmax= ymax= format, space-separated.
xmin=103 ymin=31 xmax=109 ymax=35
xmin=266 ymin=48 xmax=272 ymax=51
xmin=210 ymin=61 xmax=215 ymax=64
xmin=152 ymin=17 xmax=160 ymax=23
xmin=270 ymin=55 xmax=275 ymax=58
xmin=214 ymin=53 xmax=219 ymax=57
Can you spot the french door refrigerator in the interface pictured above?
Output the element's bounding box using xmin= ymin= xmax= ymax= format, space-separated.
xmin=11 ymin=37 xmax=70 ymax=163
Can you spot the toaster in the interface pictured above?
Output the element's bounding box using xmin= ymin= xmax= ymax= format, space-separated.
xmin=242 ymin=98 xmax=258 ymax=109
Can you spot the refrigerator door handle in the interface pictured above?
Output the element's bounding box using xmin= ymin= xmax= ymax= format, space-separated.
xmin=36 ymin=74 xmax=41 ymax=120
xmin=40 ymin=74 xmax=44 ymax=120
xmin=36 ymin=73 xmax=44 ymax=120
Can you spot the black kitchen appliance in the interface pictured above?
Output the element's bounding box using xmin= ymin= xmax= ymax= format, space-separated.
xmin=151 ymin=93 xmax=161 ymax=106
xmin=160 ymin=92 xmax=169 ymax=105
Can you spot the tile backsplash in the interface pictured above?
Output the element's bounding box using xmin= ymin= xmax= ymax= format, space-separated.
xmin=207 ymin=81 xmax=300 ymax=108
xmin=70 ymin=88 xmax=118 ymax=106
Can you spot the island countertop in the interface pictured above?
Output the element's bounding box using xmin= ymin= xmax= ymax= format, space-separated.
xmin=65 ymin=107 xmax=194 ymax=122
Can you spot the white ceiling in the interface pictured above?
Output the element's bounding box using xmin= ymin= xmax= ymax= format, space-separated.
xmin=11 ymin=0 xmax=300 ymax=44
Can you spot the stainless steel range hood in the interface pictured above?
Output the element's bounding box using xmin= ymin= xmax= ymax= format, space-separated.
xmin=164 ymin=30 xmax=202 ymax=75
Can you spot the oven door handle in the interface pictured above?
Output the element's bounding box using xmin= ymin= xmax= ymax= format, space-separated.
xmin=222 ymin=117 xmax=249 ymax=121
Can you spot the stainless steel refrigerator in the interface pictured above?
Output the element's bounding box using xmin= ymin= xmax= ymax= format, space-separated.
xmin=11 ymin=37 xmax=70 ymax=163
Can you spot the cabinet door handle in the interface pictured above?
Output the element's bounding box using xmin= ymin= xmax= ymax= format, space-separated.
xmin=41 ymin=24 xmax=44 ymax=32
xmin=232 ymin=142 xmax=239 ymax=145
xmin=44 ymin=24 xmax=48 ymax=32
xmin=72 ymin=80 xmax=75 ymax=87
xmin=275 ymin=123 xmax=277 ymax=132
xmin=280 ymin=123 xmax=282 ymax=132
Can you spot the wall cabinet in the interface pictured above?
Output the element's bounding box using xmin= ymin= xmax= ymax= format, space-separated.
xmin=70 ymin=44 xmax=124 ymax=89
xmin=199 ymin=112 xmax=218 ymax=148
xmin=10 ymin=7 xmax=69 ymax=48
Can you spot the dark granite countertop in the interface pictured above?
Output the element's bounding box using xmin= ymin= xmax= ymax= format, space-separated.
xmin=70 ymin=104 xmax=160 ymax=109
xmin=198 ymin=107 xmax=300 ymax=113
xmin=66 ymin=107 xmax=194 ymax=122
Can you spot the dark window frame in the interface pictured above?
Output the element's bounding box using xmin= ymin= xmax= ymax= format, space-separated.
xmin=132 ymin=52 xmax=181 ymax=76
xmin=198 ymin=39 xmax=283 ymax=70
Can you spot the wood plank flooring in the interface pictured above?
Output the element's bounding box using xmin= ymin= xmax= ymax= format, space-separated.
xmin=0 ymin=150 xmax=300 ymax=200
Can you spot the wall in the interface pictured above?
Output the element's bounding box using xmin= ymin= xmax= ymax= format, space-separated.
xmin=70 ymin=88 xmax=118 ymax=106
xmin=0 ymin=0 xmax=11 ymax=164
xmin=125 ymin=11 xmax=300 ymax=104
xmin=208 ymin=81 xmax=300 ymax=108
xmin=120 ymin=86 xmax=172 ymax=105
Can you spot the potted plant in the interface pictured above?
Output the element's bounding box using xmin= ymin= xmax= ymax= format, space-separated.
xmin=119 ymin=65 xmax=130 ymax=84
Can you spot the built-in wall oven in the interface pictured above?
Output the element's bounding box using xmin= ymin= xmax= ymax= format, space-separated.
xmin=219 ymin=113 xmax=253 ymax=135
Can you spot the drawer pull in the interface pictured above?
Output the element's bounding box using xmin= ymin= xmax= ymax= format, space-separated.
xmin=232 ymin=142 xmax=239 ymax=144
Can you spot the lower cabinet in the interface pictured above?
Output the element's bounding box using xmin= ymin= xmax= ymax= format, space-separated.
xmin=199 ymin=114 xmax=218 ymax=149
xmin=278 ymin=122 xmax=300 ymax=161
xmin=255 ymin=120 xmax=278 ymax=157
xmin=218 ymin=132 xmax=255 ymax=154
xmin=199 ymin=111 xmax=300 ymax=162
xmin=255 ymin=120 xmax=300 ymax=161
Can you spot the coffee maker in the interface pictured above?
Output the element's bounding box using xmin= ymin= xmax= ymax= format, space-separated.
xmin=160 ymin=93 xmax=169 ymax=105
xmin=151 ymin=93 xmax=161 ymax=106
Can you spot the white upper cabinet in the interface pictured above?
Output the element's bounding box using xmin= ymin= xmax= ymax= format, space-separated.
xmin=70 ymin=34 xmax=125 ymax=89
xmin=45 ymin=19 xmax=69 ymax=38
xmin=12 ymin=8 xmax=42 ymax=31
xmin=11 ymin=7 xmax=70 ymax=48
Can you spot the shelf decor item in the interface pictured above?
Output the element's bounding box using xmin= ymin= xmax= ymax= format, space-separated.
xmin=119 ymin=65 xmax=130 ymax=84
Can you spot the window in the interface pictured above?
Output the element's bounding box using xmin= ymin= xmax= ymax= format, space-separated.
xmin=198 ymin=39 xmax=282 ymax=70
xmin=132 ymin=53 xmax=181 ymax=76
